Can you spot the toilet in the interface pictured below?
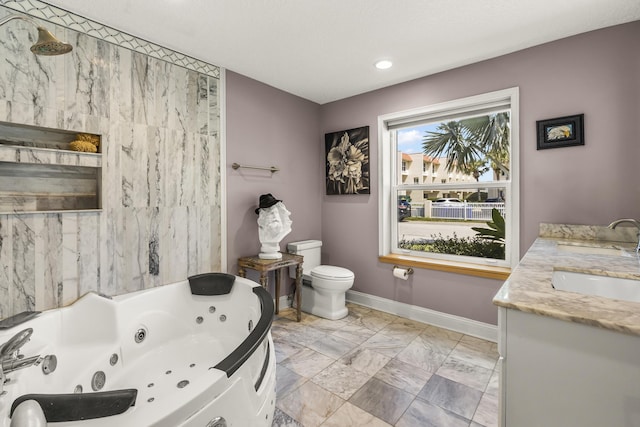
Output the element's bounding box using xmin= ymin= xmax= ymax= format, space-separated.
xmin=287 ymin=240 xmax=354 ymax=320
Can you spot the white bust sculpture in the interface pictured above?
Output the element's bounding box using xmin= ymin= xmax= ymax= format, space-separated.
xmin=256 ymin=194 xmax=292 ymax=259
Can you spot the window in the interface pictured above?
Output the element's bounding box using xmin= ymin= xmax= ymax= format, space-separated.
xmin=378 ymin=88 xmax=519 ymax=270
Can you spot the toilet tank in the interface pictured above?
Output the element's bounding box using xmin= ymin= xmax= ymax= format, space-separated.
xmin=287 ymin=240 xmax=322 ymax=276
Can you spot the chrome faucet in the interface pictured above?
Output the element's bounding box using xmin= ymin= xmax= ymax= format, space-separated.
xmin=2 ymin=354 xmax=43 ymax=373
xmin=0 ymin=328 xmax=42 ymax=395
xmin=0 ymin=328 xmax=34 ymax=359
xmin=608 ymin=218 xmax=640 ymax=253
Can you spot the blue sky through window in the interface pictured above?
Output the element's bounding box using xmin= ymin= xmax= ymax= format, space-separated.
xmin=397 ymin=123 xmax=493 ymax=182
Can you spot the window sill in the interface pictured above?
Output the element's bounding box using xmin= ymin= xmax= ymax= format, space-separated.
xmin=379 ymin=254 xmax=511 ymax=280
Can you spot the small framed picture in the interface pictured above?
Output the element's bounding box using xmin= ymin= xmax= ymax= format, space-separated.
xmin=536 ymin=114 xmax=584 ymax=150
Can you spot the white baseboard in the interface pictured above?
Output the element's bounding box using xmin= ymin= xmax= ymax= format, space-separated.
xmin=346 ymin=290 xmax=497 ymax=342
xmin=276 ymin=290 xmax=497 ymax=342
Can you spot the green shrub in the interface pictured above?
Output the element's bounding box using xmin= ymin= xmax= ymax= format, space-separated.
xmin=399 ymin=233 xmax=505 ymax=259
xmin=471 ymin=208 xmax=505 ymax=244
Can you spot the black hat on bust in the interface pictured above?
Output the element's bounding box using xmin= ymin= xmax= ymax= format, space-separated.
xmin=255 ymin=193 xmax=282 ymax=214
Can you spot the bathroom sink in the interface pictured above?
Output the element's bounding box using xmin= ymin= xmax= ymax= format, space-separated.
xmin=552 ymin=270 xmax=640 ymax=303
xmin=556 ymin=243 xmax=630 ymax=257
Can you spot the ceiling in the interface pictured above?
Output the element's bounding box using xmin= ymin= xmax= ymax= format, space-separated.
xmin=43 ymin=0 xmax=640 ymax=104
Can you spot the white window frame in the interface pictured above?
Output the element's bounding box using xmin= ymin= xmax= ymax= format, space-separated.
xmin=378 ymin=87 xmax=520 ymax=269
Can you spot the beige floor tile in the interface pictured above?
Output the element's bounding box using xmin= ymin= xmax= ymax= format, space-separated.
xmin=277 ymin=381 xmax=344 ymax=427
xmin=390 ymin=317 xmax=429 ymax=330
xmin=307 ymin=334 xmax=359 ymax=359
xmin=278 ymin=309 xmax=320 ymax=325
xmin=321 ymin=402 xmax=391 ymax=427
xmin=330 ymin=322 xmax=376 ymax=344
xmin=274 ymin=338 xmax=304 ymax=363
xmin=417 ymin=374 xmax=482 ymax=420
xmin=414 ymin=330 xmax=459 ymax=356
xmin=422 ymin=324 xmax=464 ymax=342
xmin=449 ymin=336 xmax=499 ymax=370
xmin=272 ymin=303 xmax=500 ymax=427
xmin=367 ymin=309 xmax=400 ymax=322
xmin=312 ymin=361 xmax=372 ymax=400
xmin=396 ymin=398 xmax=470 ymax=427
xmin=339 ymin=347 xmax=391 ymax=376
xmin=379 ymin=320 xmax=425 ymax=339
xmin=396 ymin=338 xmax=448 ymax=373
xmin=349 ymin=378 xmax=415 ymax=425
xmin=472 ymin=392 xmax=499 ymax=427
xmin=283 ymin=325 xmax=330 ymax=347
xmin=359 ymin=332 xmax=414 ymax=358
xmin=346 ymin=303 xmax=372 ymax=315
xmin=485 ymin=370 xmax=500 ymax=397
xmin=374 ymin=358 xmax=432 ymax=395
xmin=436 ymin=356 xmax=493 ymax=392
xmin=350 ymin=312 xmax=396 ymax=332
xmin=311 ymin=317 xmax=351 ymax=333
xmin=280 ymin=347 xmax=335 ymax=378
xmin=276 ymin=365 xmax=307 ymax=399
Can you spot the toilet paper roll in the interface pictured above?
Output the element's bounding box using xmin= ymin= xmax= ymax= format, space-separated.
xmin=393 ymin=267 xmax=409 ymax=280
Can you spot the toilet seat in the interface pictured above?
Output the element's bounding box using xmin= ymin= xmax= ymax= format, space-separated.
xmin=310 ymin=265 xmax=354 ymax=280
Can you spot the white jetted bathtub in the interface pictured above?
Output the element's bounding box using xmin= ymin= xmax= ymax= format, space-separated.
xmin=0 ymin=273 xmax=276 ymax=427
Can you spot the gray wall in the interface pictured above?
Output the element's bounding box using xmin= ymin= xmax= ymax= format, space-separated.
xmin=227 ymin=21 xmax=640 ymax=325
xmin=225 ymin=71 xmax=322 ymax=291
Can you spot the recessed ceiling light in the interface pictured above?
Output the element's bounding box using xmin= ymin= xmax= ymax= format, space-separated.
xmin=375 ymin=60 xmax=393 ymax=70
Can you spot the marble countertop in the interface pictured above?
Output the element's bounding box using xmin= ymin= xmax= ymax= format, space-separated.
xmin=493 ymin=223 xmax=640 ymax=336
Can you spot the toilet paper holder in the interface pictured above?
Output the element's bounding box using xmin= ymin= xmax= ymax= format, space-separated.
xmin=393 ymin=265 xmax=414 ymax=275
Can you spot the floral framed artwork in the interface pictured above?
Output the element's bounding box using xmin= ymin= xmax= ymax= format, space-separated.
xmin=536 ymin=114 xmax=584 ymax=150
xmin=325 ymin=126 xmax=370 ymax=195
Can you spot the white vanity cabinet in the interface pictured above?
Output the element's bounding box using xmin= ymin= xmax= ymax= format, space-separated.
xmin=498 ymin=306 xmax=640 ymax=427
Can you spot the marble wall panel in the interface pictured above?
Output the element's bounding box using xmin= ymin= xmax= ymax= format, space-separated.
xmin=0 ymin=5 xmax=222 ymax=319
xmin=99 ymin=208 xmax=117 ymax=297
xmin=77 ymin=212 xmax=100 ymax=297
xmin=0 ymin=215 xmax=11 ymax=318
xmin=153 ymin=60 xmax=171 ymax=128
xmin=147 ymin=126 xmax=163 ymax=208
xmin=196 ymin=133 xmax=211 ymax=206
xmin=112 ymin=47 xmax=132 ymax=124
xmin=65 ymin=32 xmax=111 ymax=117
xmin=162 ymin=206 xmax=189 ymax=284
xmin=61 ymin=213 xmax=78 ymax=306
xmin=36 ymin=214 xmax=62 ymax=310
xmin=132 ymin=52 xmax=151 ymax=125
xmin=198 ymin=206 xmax=214 ymax=272
xmin=147 ymin=206 xmax=161 ymax=288
xmin=12 ymin=215 xmax=35 ymax=312
xmin=0 ymin=20 xmax=57 ymax=111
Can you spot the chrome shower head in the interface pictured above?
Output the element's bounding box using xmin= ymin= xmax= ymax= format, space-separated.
xmin=0 ymin=14 xmax=73 ymax=56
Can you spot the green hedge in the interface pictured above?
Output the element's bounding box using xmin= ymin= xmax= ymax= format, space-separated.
xmin=399 ymin=233 xmax=505 ymax=260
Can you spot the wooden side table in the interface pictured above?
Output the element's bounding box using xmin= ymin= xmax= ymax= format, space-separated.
xmin=237 ymin=252 xmax=303 ymax=321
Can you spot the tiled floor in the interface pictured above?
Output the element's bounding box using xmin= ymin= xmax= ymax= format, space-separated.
xmin=271 ymin=303 xmax=499 ymax=427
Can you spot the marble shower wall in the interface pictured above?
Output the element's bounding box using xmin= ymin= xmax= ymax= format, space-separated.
xmin=0 ymin=6 xmax=222 ymax=319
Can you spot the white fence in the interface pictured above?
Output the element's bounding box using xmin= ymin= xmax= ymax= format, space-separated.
xmin=430 ymin=202 xmax=505 ymax=221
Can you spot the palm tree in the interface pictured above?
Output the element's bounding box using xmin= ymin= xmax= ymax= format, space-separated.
xmin=422 ymin=112 xmax=510 ymax=180
xmin=460 ymin=159 xmax=489 ymax=182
